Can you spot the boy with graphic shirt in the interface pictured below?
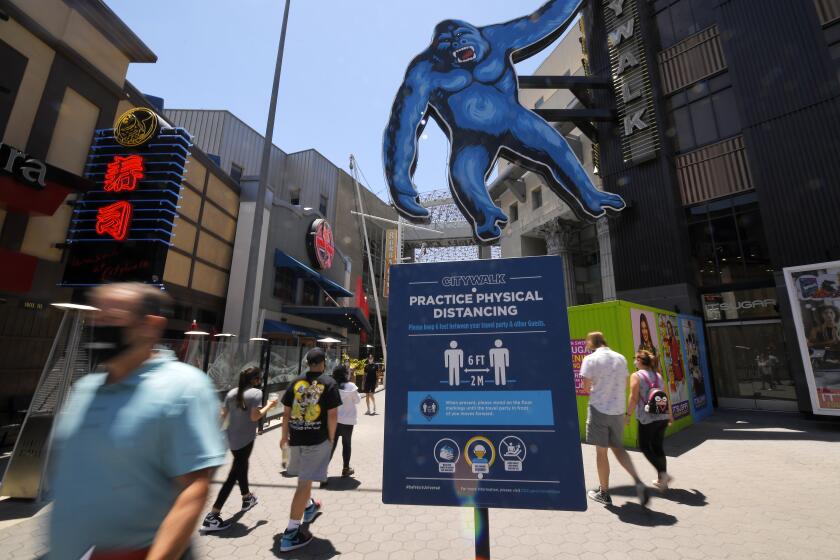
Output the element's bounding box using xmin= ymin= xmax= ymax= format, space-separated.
xmin=279 ymin=348 xmax=342 ymax=551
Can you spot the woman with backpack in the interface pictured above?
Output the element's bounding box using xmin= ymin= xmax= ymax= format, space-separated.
xmin=626 ymin=350 xmax=674 ymax=491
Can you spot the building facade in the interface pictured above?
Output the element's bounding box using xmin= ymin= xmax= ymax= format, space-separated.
xmin=491 ymin=18 xmax=616 ymax=307
xmin=585 ymin=0 xmax=840 ymax=413
xmin=164 ymin=110 xmax=396 ymax=358
xmin=0 ymin=0 xmax=244 ymax=444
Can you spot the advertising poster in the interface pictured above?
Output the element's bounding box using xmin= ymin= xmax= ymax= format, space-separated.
xmin=630 ymin=308 xmax=659 ymax=359
xmin=677 ymin=315 xmax=713 ymax=418
xmin=657 ymin=314 xmax=691 ymax=419
xmin=383 ymin=229 xmax=399 ymax=298
xmin=383 ymin=256 xmax=586 ymax=511
xmin=784 ymin=261 xmax=840 ymax=416
xmin=571 ymin=339 xmax=591 ymax=396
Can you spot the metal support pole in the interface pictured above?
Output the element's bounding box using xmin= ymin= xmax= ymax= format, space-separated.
xmin=475 ymin=507 xmax=490 ymax=560
xmin=202 ymin=336 xmax=212 ymax=374
xmin=239 ymin=0 xmax=291 ymax=340
xmin=258 ymin=339 xmax=271 ymax=432
xmin=349 ymin=155 xmax=387 ymax=367
xmin=397 ymin=217 xmax=403 ymax=263
xmin=475 ymin=246 xmax=491 ymax=559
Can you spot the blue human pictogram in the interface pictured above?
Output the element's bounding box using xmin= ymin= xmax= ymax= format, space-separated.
xmin=383 ymin=0 xmax=626 ymax=244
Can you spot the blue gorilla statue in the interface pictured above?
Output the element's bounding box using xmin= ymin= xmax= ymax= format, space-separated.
xmin=383 ymin=0 xmax=626 ymax=244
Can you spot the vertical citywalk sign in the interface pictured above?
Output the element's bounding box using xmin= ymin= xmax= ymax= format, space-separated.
xmin=604 ymin=0 xmax=659 ymax=163
xmin=62 ymin=108 xmax=192 ymax=286
xmin=383 ymin=256 xmax=586 ymax=511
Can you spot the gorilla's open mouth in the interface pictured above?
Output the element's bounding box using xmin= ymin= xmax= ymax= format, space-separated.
xmin=454 ymin=46 xmax=476 ymax=63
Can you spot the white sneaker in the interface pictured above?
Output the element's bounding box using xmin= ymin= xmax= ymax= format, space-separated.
xmin=654 ymin=473 xmax=673 ymax=490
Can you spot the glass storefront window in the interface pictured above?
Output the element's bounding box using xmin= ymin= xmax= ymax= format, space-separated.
xmin=707 ymin=322 xmax=796 ymax=401
xmin=302 ymin=280 xmax=319 ymax=306
xmin=687 ymin=193 xmax=773 ymax=286
xmin=274 ymin=267 xmax=297 ymax=303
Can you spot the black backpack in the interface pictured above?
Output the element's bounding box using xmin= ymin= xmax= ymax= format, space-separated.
xmin=640 ymin=370 xmax=669 ymax=415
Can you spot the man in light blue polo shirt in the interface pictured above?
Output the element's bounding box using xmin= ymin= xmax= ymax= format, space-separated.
xmin=49 ymin=283 xmax=226 ymax=560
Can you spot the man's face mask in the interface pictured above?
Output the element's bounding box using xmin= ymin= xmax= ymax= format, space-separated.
xmin=86 ymin=324 xmax=134 ymax=366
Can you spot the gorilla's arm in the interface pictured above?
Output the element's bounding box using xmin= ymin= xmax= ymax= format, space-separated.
xmin=383 ymin=60 xmax=433 ymax=202
xmin=483 ymin=0 xmax=581 ymax=54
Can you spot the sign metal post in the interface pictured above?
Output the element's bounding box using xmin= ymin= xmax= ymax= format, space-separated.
xmin=475 ymin=507 xmax=490 ymax=559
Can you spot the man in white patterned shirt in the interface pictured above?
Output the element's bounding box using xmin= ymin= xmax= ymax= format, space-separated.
xmin=580 ymin=332 xmax=648 ymax=506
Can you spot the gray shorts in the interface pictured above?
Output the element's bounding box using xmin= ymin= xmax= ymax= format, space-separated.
xmin=287 ymin=439 xmax=332 ymax=482
xmin=586 ymin=405 xmax=625 ymax=448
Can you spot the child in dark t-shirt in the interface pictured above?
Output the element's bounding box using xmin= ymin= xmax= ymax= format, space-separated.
xmin=279 ymin=348 xmax=341 ymax=552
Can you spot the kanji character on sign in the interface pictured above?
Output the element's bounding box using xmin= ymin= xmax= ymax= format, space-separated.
xmin=96 ymin=200 xmax=133 ymax=241
xmin=104 ymin=154 xmax=144 ymax=192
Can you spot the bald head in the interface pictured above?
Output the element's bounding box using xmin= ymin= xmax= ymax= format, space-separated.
xmin=88 ymin=283 xmax=171 ymax=338
xmin=90 ymin=283 xmax=171 ymax=315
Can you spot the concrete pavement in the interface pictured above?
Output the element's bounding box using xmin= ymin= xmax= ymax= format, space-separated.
xmin=1 ymin=391 xmax=839 ymax=559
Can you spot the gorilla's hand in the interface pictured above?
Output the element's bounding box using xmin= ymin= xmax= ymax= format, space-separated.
xmin=383 ymin=60 xmax=434 ymax=221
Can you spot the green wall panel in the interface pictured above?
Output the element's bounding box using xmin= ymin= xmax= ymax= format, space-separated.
xmin=567 ymin=301 xmax=694 ymax=448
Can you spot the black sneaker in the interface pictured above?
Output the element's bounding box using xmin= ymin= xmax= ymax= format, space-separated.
xmin=587 ymin=488 xmax=612 ymax=505
xmin=241 ymin=494 xmax=258 ymax=512
xmin=280 ymin=526 xmax=313 ymax=552
xmin=200 ymin=513 xmax=231 ymax=533
xmin=341 ymin=467 xmax=354 ymax=477
xmin=636 ymin=482 xmax=650 ymax=506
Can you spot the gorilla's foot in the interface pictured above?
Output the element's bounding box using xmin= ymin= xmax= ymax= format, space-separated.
xmin=598 ymin=192 xmax=626 ymax=212
xmin=474 ymin=207 xmax=509 ymax=243
xmin=394 ymin=194 xmax=431 ymax=221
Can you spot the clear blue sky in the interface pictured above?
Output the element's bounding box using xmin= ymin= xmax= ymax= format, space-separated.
xmin=104 ymin=0 xmax=563 ymax=200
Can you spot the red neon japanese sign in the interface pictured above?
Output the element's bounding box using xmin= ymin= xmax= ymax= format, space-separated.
xmin=104 ymin=154 xmax=144 ymax=192
xmin=96 ymin=200 xmax=133 ymax=241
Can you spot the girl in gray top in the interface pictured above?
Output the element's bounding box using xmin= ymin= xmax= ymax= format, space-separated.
xmin=202 ymin=367 xmax=277 ymax=532
xmin=626 ymin=351 xmax=674 ymax=491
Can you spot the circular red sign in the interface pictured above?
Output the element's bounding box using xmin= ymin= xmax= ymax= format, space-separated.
xmin=308 ymin=219 xmax=334 ymax=270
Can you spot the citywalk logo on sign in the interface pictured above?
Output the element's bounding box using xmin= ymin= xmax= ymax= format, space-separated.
xmin=442 ymin=274 xmax=506 ymax=287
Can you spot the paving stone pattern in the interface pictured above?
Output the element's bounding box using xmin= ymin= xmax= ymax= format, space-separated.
xmin=1 ymin=393 xmax=839 ymax=559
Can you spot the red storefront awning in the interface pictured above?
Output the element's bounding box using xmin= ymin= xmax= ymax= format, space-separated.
xmin=0 ymin=155 xmax=95 ymax=216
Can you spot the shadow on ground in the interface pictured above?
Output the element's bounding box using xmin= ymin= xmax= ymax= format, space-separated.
xmin=272 ymin=531 xmax=338 ymax=559
xmin=320 ymin=477 xmax=360 ymax=491
xmin=609 ymin=485 xmax=708 ymax=507
xmin=200 ymin=509 xmax=268 ymax=539
xmin=605 ymin=502 xmax=678 ymax=527
xmin=659 ymin=409 xmax=840 ymax=457
xmin=0 ymin=498 xmax=48 ymax=523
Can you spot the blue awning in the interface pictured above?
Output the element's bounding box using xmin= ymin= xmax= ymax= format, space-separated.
xmin=274 ymin=249 xmax=353 ymax=298
xmin=281 ymin=305 xmax=373 ymax=334
xmin=262 ymin=320 xmax=320 ymax=338
xmin=262 ymin=319 xmax=348 ymax=340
